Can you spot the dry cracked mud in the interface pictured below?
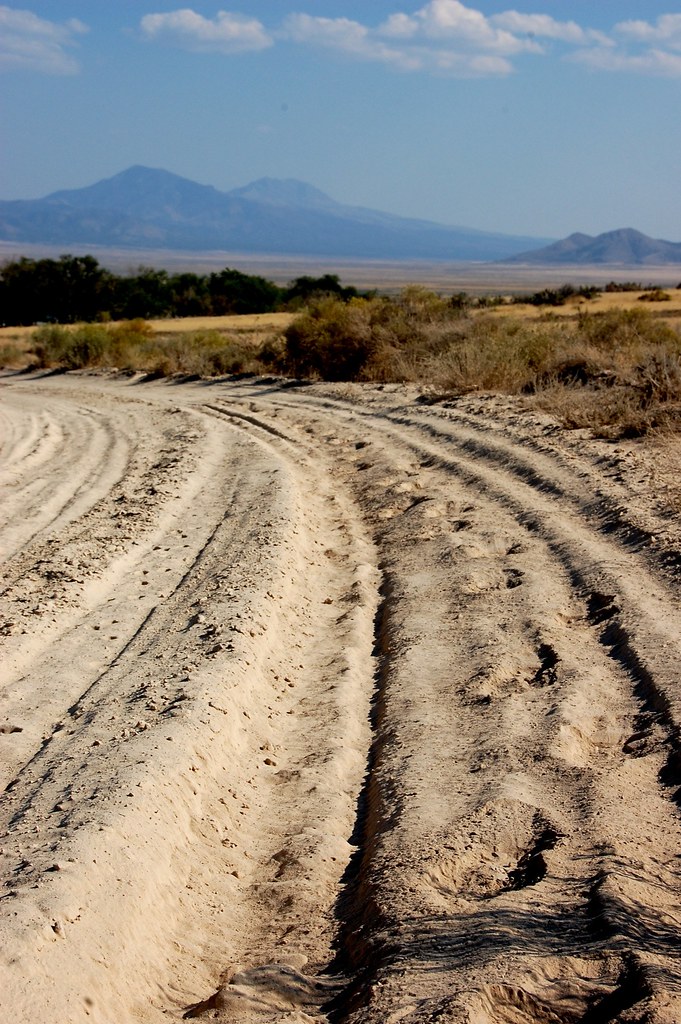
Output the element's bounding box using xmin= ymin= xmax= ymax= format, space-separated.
xmin=1 ymin=369 xmax=681 ymax=1024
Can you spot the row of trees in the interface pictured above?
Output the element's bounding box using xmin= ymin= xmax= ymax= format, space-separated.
xmin=0 ymin=254 xmax=367 ymax=326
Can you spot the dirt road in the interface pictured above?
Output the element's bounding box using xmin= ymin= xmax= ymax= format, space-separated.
xmin=1 ymin=370 xmax=681 ymax=1024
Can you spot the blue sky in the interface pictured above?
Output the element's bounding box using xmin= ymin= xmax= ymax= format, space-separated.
xmin=2 ymin=2 xmax=680 ymax=239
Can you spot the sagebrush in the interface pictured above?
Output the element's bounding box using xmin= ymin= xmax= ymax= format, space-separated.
xmin=22 ymin=292 xmax=681 ymax=438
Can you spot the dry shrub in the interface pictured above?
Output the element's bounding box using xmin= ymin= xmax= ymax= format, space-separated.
xmin=637 ymin=348 xmax=681 ymax=402
xmin=29 ymin=320 xmax=265 ymax=377
xmin=283 ymin=289 xmax=478 ymax=383
xmin=284 ymin=295 xmax=681 ymax=437
xmin=536 ymin=337 xmax=681 ymax=438
xmin=25 ymin=300 xmax=681 ymax=438
xmin=575 ymin=307 xmax=678 ymax=354
xmin=428 ymin=317 xmax=561 ymax=393
xmin=257 ymin=333 xmax=287 ymax=373
xmin=107 ymin=319 xmax=154 ymax=367
xmin=0 ymin=341 xmax=27 ymax=367
xmin=32 ymin=324 xmax=107 ymax=369
xmin=537 ymin=384 xmax=681 ymax=438
xmin=32 ymin=320 xmax=153 ymax=370
xmin=138 ymin=330 xmax=255 ymax=377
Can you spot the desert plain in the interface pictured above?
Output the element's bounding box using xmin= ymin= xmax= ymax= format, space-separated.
xmin=2 ymin=318 xmax=681 ymax=1023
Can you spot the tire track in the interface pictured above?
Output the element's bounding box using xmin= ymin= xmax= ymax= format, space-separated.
xmin=1 ymin=373 xmax=681 ymax=1024
xmin=209 ymin=384 xmax=681 ymax=1023
xmin=0 ymin=376 xmax=380 ymax=1024
xmin=0 ymin=388 xmax=228 ymax=787
xmin=0 ymin=390 xmax=130 ymax=561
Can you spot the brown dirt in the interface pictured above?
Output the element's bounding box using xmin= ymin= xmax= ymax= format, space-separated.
xmin=1 ymin=370 xmax=681 ymax=1023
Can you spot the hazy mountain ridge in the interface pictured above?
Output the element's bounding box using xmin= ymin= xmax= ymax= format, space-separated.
xmin=0 ymin=166 xmax=551 ymax=261
xmin=506 ymin=228 xmax=681 ymax=266
xmin=4 ymin=168 xmax=677 ymax=265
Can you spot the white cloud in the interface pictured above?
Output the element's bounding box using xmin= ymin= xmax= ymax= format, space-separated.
xmin=406 ymin=0 xmax=540 ymax=54
xmin=490 ymin=11 xmax=611 ymax=47
xmin=282 ymin=13 xmax=419 ymax=69
xmin=136 ymin=5 xmax=681 ymax=80
xmin=492 ymin=10 xmax=580 ymax=42
xmin=140 ymin=9 xmax=272 ymax=54
xmin=281 ymin=2 xmax=545 ymax=76
xmin=573 ymin=44 xmax=681 ymax=78
xmin=283 ymin=13 xmax=371 ymax=52
xmin=376 ymin=1 xmax=544 ymax=56
xmin=380 ymin=13 xmax=419 ymax=39
xmin=434 ymin=50 xmax=513 ymax=74
xmin=616 ymin=14 xmax=681 ymax=50
xmin=572 ymin=13 xmax=681 ymax=78
xmin=0 ymin=5 xmax=87 ymax=74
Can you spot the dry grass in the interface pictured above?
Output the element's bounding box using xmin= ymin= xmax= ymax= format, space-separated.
xmin=146 ymin=311 xmax=294 ymax=335
xmin=24 ymin=320 xmax=280 ymax=378
xmin=0 ymin=326 xmax=37 ymax=367
xmin=5 ymin=297 xmax=681 ymax=439
xmin=282 ymin=297 xmax=681 ymax=437
xmin=483 ymin=288 xmax=681 ymax=323
xmin=0 ymin=340 xmax=26 ymax=368
xmin=0 ymin=312 xmax=294 ymax=366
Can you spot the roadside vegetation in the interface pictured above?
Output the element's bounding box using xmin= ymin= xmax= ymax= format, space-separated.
xmin=3 ymin=260 xmax=681 ymax=439
xmin=278 ymin=291 xmax=681 ymax=437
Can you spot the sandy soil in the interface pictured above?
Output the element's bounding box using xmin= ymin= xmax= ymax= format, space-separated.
xmin=1 ymin=369 xmax=681 ymax=1024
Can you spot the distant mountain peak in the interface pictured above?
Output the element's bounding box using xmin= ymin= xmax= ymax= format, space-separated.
xmin=505 ymin=226 xmax=681 ymax=266
xmin=225 ymin=177 xmax=339 ymax=209
xmin=109 ymin=164 xmax=175 ymax=181
xmin=45 ymin=165 xmax=221 ymax=212
xmin=48 ymin=164 xmax=191 ymax=194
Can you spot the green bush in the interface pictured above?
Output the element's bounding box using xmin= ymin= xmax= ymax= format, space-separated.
xmin=449 ymin=292 xmax=472 ymax=311
xmin=283 ymin=297 xmax=376 ymax=380
xmin=604 ymin=281 xmax=643 ymax=292
xmin=513 ymin=284 xmax=599 ymax=307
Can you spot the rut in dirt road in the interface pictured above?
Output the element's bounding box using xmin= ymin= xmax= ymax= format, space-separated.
xmin=0 ymin=375 xmax=381 ymax=1023
xmin=1 ymin=372 xmax=681 ymax=1024
xmin=207 ymin=384 xmax=681 ymax=1024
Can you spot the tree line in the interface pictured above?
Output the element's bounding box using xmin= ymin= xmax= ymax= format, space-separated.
xmin=0 ymin=254 xmax=368 ymax=326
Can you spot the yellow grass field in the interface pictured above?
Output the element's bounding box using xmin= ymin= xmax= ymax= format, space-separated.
xmin=0 ymin=311 xmax=294 ymax=344
xmin=486 ymin=287 xmax=681 ymax=320
xmin=149 ymin=311 xmax=295 ymax=334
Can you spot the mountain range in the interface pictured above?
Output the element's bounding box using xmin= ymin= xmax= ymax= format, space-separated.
xmin=1 ymin=167 xmax=679 ymax=265
xmin=506 ymin=228 xmax=681 ymax=266
xmin=0 ymin=166 xmax=551 ymax=262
